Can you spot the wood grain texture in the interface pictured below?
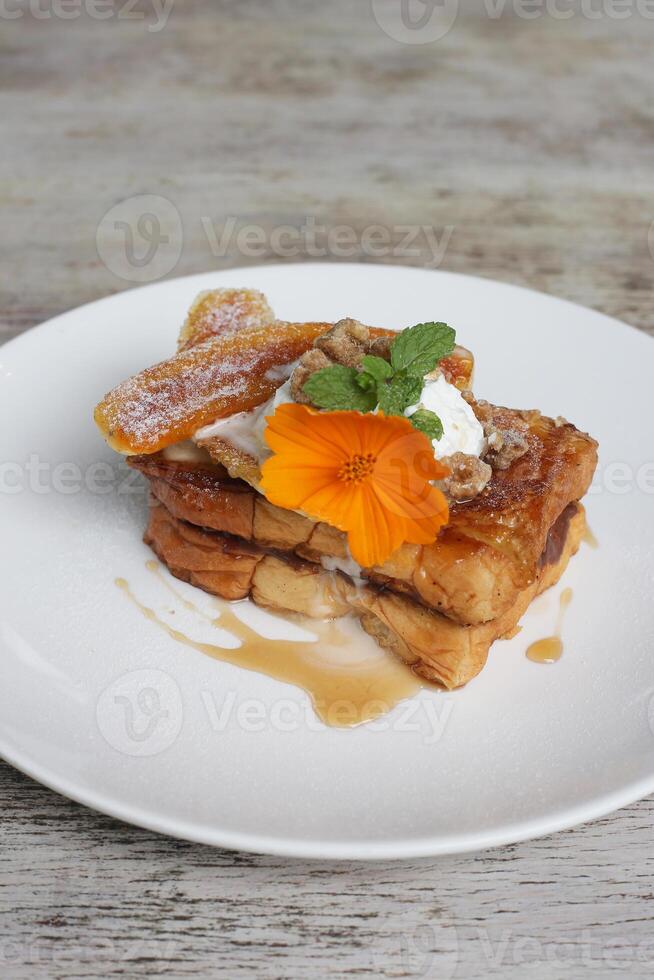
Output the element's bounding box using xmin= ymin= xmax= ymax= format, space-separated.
xmin=2 ymin=1 xmax=654 ymax=977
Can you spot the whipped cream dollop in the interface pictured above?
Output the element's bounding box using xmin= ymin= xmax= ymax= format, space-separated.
xmin=404 ymin=374 xmax=485 ymax=459
xmin=194 ymin=371 xmax=484 ymax=464
xmin=194 ymin=379 xmax=294 ymax=462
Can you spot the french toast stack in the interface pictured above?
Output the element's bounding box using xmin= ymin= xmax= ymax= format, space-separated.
xmin=96 ymin=289 xmax=597 ymax=689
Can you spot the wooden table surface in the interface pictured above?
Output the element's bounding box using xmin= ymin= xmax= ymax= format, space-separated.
xmin=2 ymin=2 xmax=654 ymax=977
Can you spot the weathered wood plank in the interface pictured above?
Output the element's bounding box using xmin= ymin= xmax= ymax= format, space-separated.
xmin=3 ymin=762 xmax=654 ymax=979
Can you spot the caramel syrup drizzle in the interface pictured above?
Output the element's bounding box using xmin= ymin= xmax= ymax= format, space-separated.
xmin=115 ymin=562 xmax=422 ymax=728
xmin=583 ymin=525 xmax=599 ymax=549
xmin=526 ymin=588 xmax=573 ymax=664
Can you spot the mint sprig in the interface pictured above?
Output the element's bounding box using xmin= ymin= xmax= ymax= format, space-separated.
xmin=302 ymin=320 xmax=455 ymax=441
xmin=358 ymin=355 xmax=392 ymax=383
xmin=409 ymin=408 xmax=444 ymax=442
xmin=377 ymin=374 xmax=422 ymax=416
xmin=391 ymin=322 xmax=455 ymax=377
xmin=303 ymin=365 xmax=377 ymax=412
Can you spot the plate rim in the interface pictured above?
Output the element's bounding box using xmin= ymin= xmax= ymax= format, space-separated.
xmin=2 ymin=261 xmax=651 ymax=358
xmin=3 ymin=741 xmax=654 ymax=859
xmin=2 ymin=261 xmax=653 ymax=859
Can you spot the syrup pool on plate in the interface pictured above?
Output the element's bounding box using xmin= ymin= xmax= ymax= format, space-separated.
xmin=526 ymin=588 xmax=573 ymax=664
xmin=116 ymin=562 xmax=425 ymax=728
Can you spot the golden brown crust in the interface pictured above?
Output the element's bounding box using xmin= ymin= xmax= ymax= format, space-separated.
xmin=144 ymin=496 xmax=586 ymax=690
xmin=448 ymin=407 xmax=597 ymax=575
xmin=145 ymin=508 xmax=263 ymax=601
xmin=145 ymin=498 xmax=353 ymax=618
xmin=129 ymin=402 xmax=596 ymax=624
xmin=357 ymin=504 xmax=583 ymax=688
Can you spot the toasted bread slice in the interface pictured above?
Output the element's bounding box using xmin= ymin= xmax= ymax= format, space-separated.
xmin=144 ymin=495 xmax=585 ymax=690
xmin=129 ymin=406 xmax=596 ymax=623
xmin=445 ymin=403 xmax=597 ymax=575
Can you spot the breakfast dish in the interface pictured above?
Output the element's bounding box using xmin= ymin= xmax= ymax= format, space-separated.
xmin=95 ymin=288 xmax=598 ymax=692
xmin=4 ymin=263 xmax=653 ymax=856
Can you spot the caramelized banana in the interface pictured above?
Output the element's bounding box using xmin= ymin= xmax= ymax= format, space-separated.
xmin=95 ymin=283 xmax=474 ymax=457
xmin=95 ymin=320 xmax=330 ymax=455
xmin=178 ymin=288 xmax=275 ymax=350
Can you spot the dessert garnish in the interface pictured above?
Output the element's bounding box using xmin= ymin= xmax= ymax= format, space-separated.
xmin=260 ymin=404 xmax=450 ymax=568
xmin=95 ymin=287 xmax=599 ymax=710
xmin=302 ymin=320 xmax=455 ymax=443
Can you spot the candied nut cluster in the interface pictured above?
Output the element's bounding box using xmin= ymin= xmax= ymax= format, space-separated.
xmin=290 ymin=318 xmax=376 ymax=405
xmin=367 ymin=334 xmax=394 ymax=361
xmin=289 ymin=348 xmax=332 ymax=404
xmin=438 ymin=452 xmax=492 ymax=502
xmin=314 ymin=318 xmax=370 ymax=367
xmin=483 ymin=425 xmax=529 ymax=470
xmin=463 ymin=393 xmax=530 ymax=471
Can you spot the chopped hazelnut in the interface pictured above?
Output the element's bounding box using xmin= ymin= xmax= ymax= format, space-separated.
xmin=438 ymin=452 xmax=492 ymax=502
xmin=315 ymin=318 xmax=370 ymax=368
xmin=483 ymin=427 xmax=529 ymax=470
xmin=290 ymin=348 xmax=332 ymax=404
xmin=367 ymin=335 xmax=394 ymax=361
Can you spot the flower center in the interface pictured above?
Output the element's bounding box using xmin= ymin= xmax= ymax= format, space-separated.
xmin=338 ymin=452 xmax=376 ymax=484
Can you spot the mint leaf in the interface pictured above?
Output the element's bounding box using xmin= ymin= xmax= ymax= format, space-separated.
xmin=303 ymin=365 xmax=377 ymax=412
xmin=356 ymin=355 xmax=393 ymax=394
xmin=390 ymin=322 xmax=456 ymax=378
xmin=360 ymin=355 xmax=393 ymax=382
xmin=409 ymin=408 xmax=443 ymax=442
xmin=356 ymin=371 xmax=377 ymax=393
xmin=377 ymin=374 xmax=422 ymax=416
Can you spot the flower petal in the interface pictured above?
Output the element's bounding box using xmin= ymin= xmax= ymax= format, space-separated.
xmin=264 ymin=405 xmax=344 ymax=465
xmin=259 ymin=403 xmax=451 ymax=568
xmin=260 ymin=458 xmax=339 ymax=510
xmin=346 ymin=483 xmax=405 ymax=567
xmin=304 ymin=481 xmax=363 ymax=534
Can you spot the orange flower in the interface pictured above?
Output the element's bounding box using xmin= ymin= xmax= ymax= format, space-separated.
xmin=260 ymin=404 xmax=450 ymax=568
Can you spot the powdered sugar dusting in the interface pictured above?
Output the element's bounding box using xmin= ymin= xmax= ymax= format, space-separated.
xmin=96 ymin=320 xmax=327 ymax=453
xmin=178 ymin=288 xmax=274 ymax=349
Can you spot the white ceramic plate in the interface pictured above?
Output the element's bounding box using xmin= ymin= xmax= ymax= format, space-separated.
xmin=1 ymin=264 xmax=653 ymax=859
